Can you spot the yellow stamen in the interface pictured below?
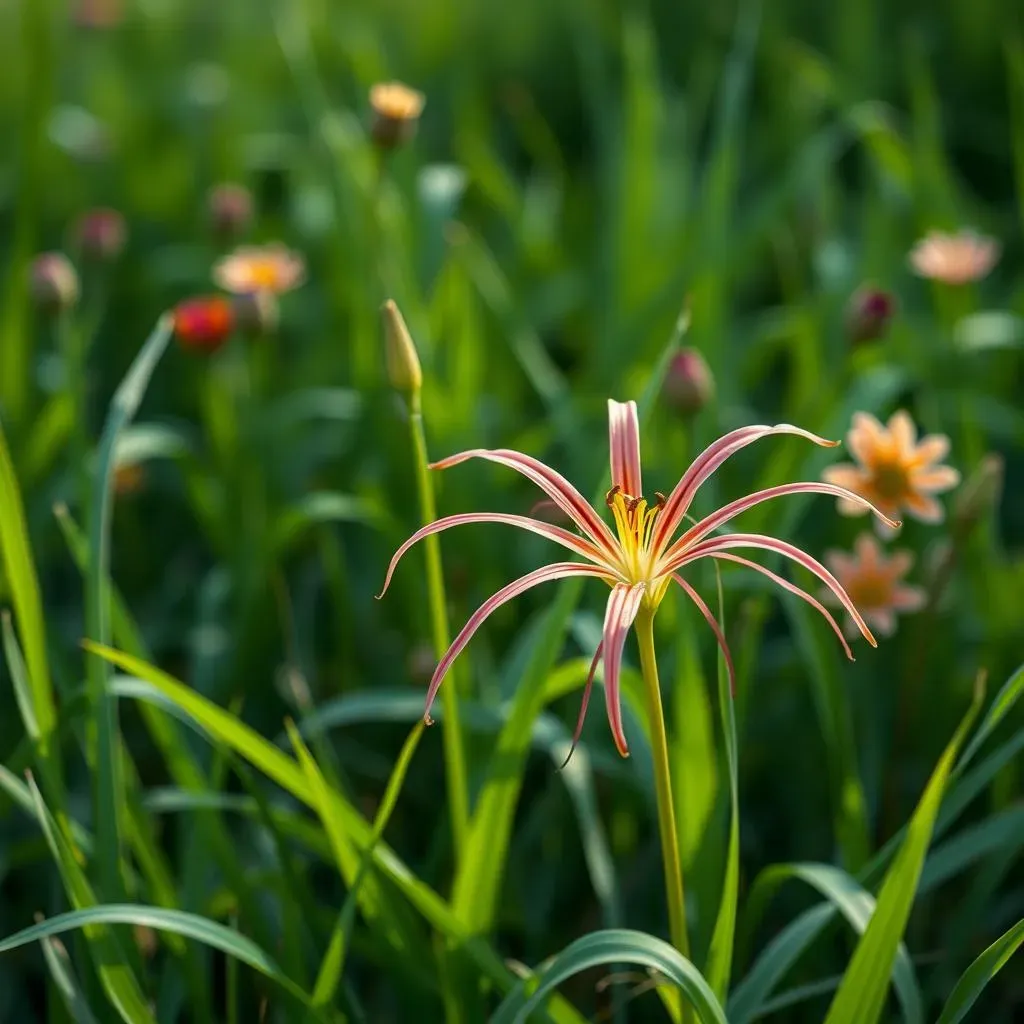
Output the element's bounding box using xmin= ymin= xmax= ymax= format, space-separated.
xmin=607 ymin=489 xmax=664 ymax=584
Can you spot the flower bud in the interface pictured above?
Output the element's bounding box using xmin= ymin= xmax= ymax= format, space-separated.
xmin=845 ymin=285 xmax=896 ymax=345
xmin=173 ymin=295 xmax=235 ymax=354
xmin=662 ymin=348 xmax=713 ymax=417
xmin=953 ymin=453 xmax=1004 ymax=533
xmin=231 ymin=291 xmax=279 ymax=337
xmin=207 ymin=182 xmax=253 ymax=239
xmin=73 ymin=207 xmax=126 ymax=262
xmin=382 ymin=299 xmax=423 ymax=399
xmin=30 ymin=253 xmax=79 ymax=313
xmin=369 ymin=82 xmax=425 ymax=150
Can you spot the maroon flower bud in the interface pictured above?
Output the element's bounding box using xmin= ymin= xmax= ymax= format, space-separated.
xmin=663 ymin=348 xmax=714 ymax=417
xmin=30 ymin=253 xmax=80 ymax=312
xmin=846 ymin=285 xmax=896 ymax=345
xmin=73 ymin=207 xmax=126 ymax=261
xmin=207 ymin=182 xmax=253 ymax=239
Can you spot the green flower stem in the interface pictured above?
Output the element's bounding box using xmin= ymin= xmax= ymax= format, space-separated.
xmin=408 ymin=397 xmax=469 ymax=859
xmin=635 ymin=606 xmax=690 ymax=962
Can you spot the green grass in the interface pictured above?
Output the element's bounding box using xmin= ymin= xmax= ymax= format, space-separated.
xmin=0 ymin=0 xmax=1023 ymax=1020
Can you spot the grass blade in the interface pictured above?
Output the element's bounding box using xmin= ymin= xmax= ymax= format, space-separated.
xmin=935 ymin=918 xmax=1024 ymax=1024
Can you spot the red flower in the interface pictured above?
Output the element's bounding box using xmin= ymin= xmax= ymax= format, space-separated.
xmin=173 ymin=296 xmax=235 ymax=353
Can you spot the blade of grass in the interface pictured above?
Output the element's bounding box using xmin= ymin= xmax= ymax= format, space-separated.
xmin=935 ymin=918 xmax=1024 ymax=1024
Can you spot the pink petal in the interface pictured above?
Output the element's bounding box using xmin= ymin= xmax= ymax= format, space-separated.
xmin=838 ymin=496 xmax=873 ymax=518
xmin=423 ymin=562 xmax=612 ymax=723
xmin=883 ymin=548 xmax=915 ymax=578
xmin=674 ymin=533 xmax=877 ymax=647
xmin=430 ymin=448 xmax=619 ymax=556
xmin=560 ymin=642 xmax=604 ymax=769
xmin=904 ymin=491 xmax=945 ymax=523
xmin=608 ymin=399 xmax=643 ymax=497
xmin=891 ymin=585 xmax=927 ymax=612
xmin=909 ymin=434 xmax=951 ymax=467
xmin=707 ymin=553 xmax=853 ymax=660
xmin=866 ymin=607 xmax=896 ymax=637
xmin=848 ymin=412 xmax=886 ymax=466
xmin=888 ymin=410 xmax=917 ymax=456
xmin=821 ymin=464 xmax=869 ymax=491
xmin=824 ymin=549 xmax=855 ymax=580
xmin=910 ymin=466 xmax=960 ymax=493
xmin=671 ymin=574 xmax=737 ymax=695
xmin=376 ymin=512 xmax=617 ymax=599
xmin=601 ymin=582 xmax=646 ymax=757
xmin=853 ymin=531 xmax=882 ymax=568
xmin=660 ymin=480 xmax=900 ymax=565
xmin=653 ymin=424 xmax=839 ymax=556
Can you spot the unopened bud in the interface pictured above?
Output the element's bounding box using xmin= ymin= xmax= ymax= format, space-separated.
xmin=73 ymin=207 xmax=126 ymax=261
xmin=382 ymin=299 xmax=423 ymax=399
xmin=30 ymin=253 xmax=79 ymax=313
xmin=663 ymin=348 xmax=713 ymax=417
xmin=231 ymin=290 xmax=279 ymax=337
xmin=369 ymin=82 xmax=425 ymax=150
xmin=208 ymin=182 xmax=253 ymax=239
xmin=846 ymin=285 xmax=896 ymax=345
xmin=953 ymin=454 xmax=1004 ymax=532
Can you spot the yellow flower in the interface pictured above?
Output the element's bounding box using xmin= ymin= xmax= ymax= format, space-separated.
xmin=823 ymin=411 xmax=959 ymax=528
xmin=212 ymin=243 xmax=305 ymax=295
xmin=369 ymin=81 xmax=425 ymax=148
xmin=824 ymin=533 xmax=925 ymax=637
xmin=908 ymin=229 xmax=999 ymax=284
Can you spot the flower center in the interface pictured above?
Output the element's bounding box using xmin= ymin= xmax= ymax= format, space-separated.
xmin=845 ymin=571 xmax=892 ymax=610
xmin=606 ymin=486 xmax=664 ymax=582
xmin=872 ymin=459 xmax=909 ymax=500
xmin=246 ymin=260 xmax=283 ymax=289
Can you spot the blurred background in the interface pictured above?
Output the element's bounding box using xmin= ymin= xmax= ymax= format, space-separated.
xmin=0 ymin=0 xmax=1022 ymax=1020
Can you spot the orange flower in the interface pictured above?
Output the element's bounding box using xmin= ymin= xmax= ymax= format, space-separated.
xmin=823 ymin=411 xmax=959 ymax=528
xmin=369 ymin=81 xmax=425 ymax=148
xmin=212 ymin=243 xmax=305 ymax=295
xmin=173 ymin=296 xmax=235 ymax=354
xmin=908 ymin=229 xmax=999 ymax=285
xmin=824 ymin=533 xmax=925 ymax=637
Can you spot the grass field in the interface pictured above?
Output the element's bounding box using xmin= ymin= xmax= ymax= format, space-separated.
xmin=0 ymin=0 xmax=1023 ymax=1021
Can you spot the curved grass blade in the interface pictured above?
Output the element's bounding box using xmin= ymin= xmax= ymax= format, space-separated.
xmin=37 ymin=917 xmax=101 ymax=1024
xmin=0 ymin=905 xmax=324 ymax=1020
xmin=83 ymin=641 xmax=586 ymax=1024
xmin=84 ymin=313 xmax=174 ymax=903
xmin=491 ymin=929 xmax=728 ymax=1024
xmin=821 ymin=685 xmax=984 ymax=1024
xmin=935 ymin=918 xmax=1024 ymax=1024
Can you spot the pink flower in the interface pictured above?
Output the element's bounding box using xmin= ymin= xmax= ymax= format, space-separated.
xmin=824 ymin=534 xmax=925 ymax=637
xmin=908 ymin=229 xmax=999 ymax=285
xmin=822 ymin=411 xmax=960 ymax=529
xmin=379 ymin=401 xmax=897 ymax=756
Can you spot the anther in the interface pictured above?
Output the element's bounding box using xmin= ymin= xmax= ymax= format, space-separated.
xmin=627 ymin=496 xmax=642 ymax=514
xmin=605 ymin=485 xmax=621 ymax=508
xmin=654 ymin=491 xmax=666 ymax=509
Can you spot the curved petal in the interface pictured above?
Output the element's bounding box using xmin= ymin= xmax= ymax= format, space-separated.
xmin=608 ymin=399 xmax=643 ymax=496
xmin=376 ymin=512 xmax=618 ymax=599
xmin=423 ymin=562 xmax=612 ymax=722
xmin=601 ymin=582 xmax=646 ymax=757
xmin=707 ymin=553 xmax=853 ymax=660
xmin=560 ymin=642 xmax=604 ymax=769
xmin=671 ymin=574 xmax=737 ymax=695
xmin=672 ymin=533 xmax=877 ymax=647
xmin=660 ymin=481 xmax=900 ymax=566
xmin=909 ymin=434 xmax=950 ymax=467
xmin=910 ymin=466 xmax=960 ymax=492
xmin=652 ymin=424 xmax=839 ymax=556
xmin=430 ymin=448 xmax=618 ymax=555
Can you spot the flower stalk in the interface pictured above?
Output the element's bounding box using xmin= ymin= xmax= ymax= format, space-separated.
xmin=635 ymin=606 xmax=689 ymax=961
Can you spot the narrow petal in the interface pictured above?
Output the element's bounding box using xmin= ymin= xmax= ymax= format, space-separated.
xmin=608 ymin=400 xmax=643 ymax=497
xmin=888 ymin=410 xmax=917 ymax=456
xmin=660 ymin=480 xmax=900 ymax=565
xmin=838 ymin=496 xmax=874 ymax=517
xmin=707 ymin=552 xmax=853 ymax=660
xmin=430 ymin=448 xmax=619 ymax=556
xmin=560 ymin=642 xmax=603 ymax=769
xmin=424 ymin=562 xmax=612 ymax=722
xmin=376 ymin=512 xmax=617 ymax=599
xmin=909 ymin=434 xmax=950 ymax=468
xmin=601 ymin=583 xmax=646 ymax=757
xmin=653 ymin=424 xmax=839 ymax=556
xmin=821 ymin=464 xmax=869 ymax=491
xmin=891 ymin=585 xmax=927 ymax=612
xmin=910 ymin=466 xmax=961 ymax=493
xmin=671 ymin=574 xmax=737 ymax=695
xmin=853 ymin=532 xmax=881 ymax=569
xmin=673 ymin=533 xmax=877 ymax=647
xmin=904 ymin=491 xmax=945 ymax=523
xmin=824 ymin=549 xmax=855 ymax=579
xmin=848 ymin=412 xmax=886 ymax=466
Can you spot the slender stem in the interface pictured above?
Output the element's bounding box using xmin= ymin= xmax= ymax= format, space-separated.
xmin=635 ymin=606 xmax=689 ymax=961
xmin=408 ymin=398 xmax=470 ymax=859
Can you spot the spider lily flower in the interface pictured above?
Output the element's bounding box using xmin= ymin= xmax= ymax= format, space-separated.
xmin=378 ymin=400 xmax=899 ymax=756
xmin=213 ymin=243 xmax=305 ymax=296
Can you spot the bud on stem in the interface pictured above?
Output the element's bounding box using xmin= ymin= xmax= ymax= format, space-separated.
xmin=382 ymin=299 xmax=423 ymax=403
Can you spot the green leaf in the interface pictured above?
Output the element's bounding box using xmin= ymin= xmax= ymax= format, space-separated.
xmin=822 ymin=685 xmax=984 ymax=1024
xmin=491 ymin=929 xmax=728 ymax=1024
xmin=0 ymin=905 xmax=323 ymax=1019
xmin=84 ymin=314 xmax=174 ymax=903
xmin=38 ymin=921 xmax=101 ymax=1024
xmin=113 ymin=422 xmax=192 ymax=467
xmin=935 ymin=918 xmax=1024 ymax=1024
